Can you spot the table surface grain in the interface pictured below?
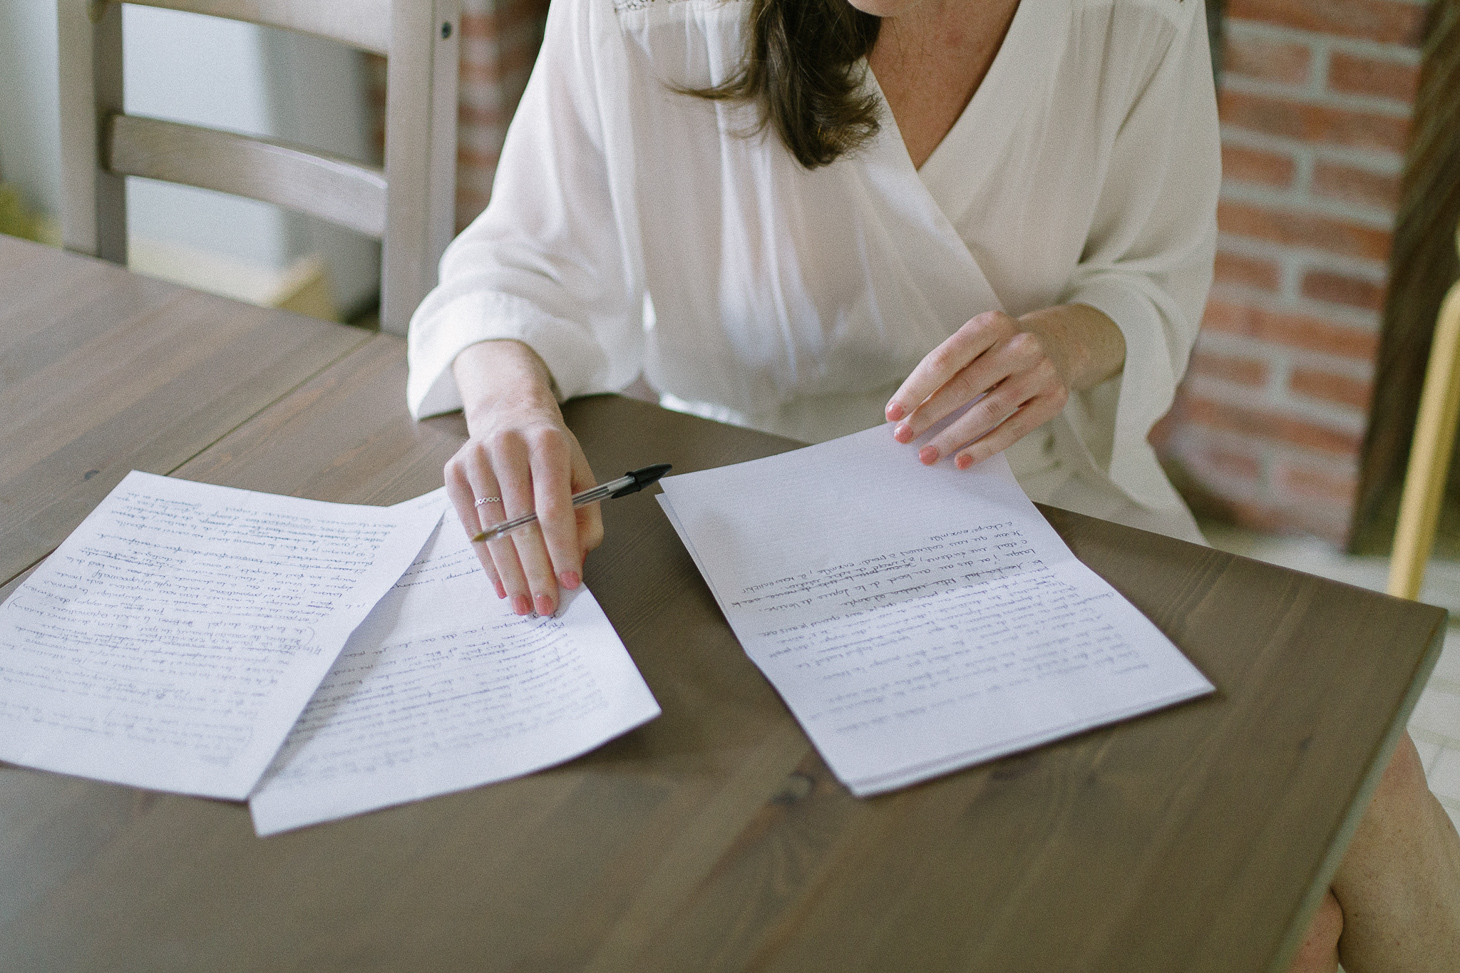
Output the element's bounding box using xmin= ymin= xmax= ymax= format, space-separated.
xmin=0 ymin=235 xmax=369 ymax=587
xmin=0 ymin=243 xmax=1445 ymax=973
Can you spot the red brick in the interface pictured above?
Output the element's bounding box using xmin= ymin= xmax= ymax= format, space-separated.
xmin=1217 ymin=200 xmax=1393 ymax=262
xmin=457 ymin=145 xmax=503 ymax=171
xmin=1311 ymin=161 xmax=1403 ymax=211
xmin=1202 ymin=296 xmax=1379 ymax=360
xmin=457 ymin=192 xmax=492 ymax=230
xmin=1223 ymin=33 xmax=1313 ymax=87
xmin=458 ymin=103 xmax=510 ymax=127
xmin=1327 ymin=52 xmax=1423 ymax=103
xmin=1214 ymin=249 xmax=1283 ymax=291
xmin=1181 ymin=396 xmax=1363 ymax=457
xmin=460 ymin=0 xmax=551 ymax=39
xmin=1189 ymin=442 xmax=1264 ymax=481
xmin=1219 ymin=90 xmax=1412 ymax=154
xmin=1222 ymin=144 xmax=1298 ymax=189
xmin=1190 ymin=349 xmax=1271 ymax=387
xmin=1223 ymin=499 xmax=1292 ymax=534
xmin=461 ymin=43 xmax=541 ymax=86
xmin=1300 ymin=270 xmax=1387 ymax=312
xmin=1289 ymin=367 xmax=1374 ymax=409
xmin=456 ymin=157 xmax=501 ymax=194
xmin=1276 ymin=464 xmax=1359 ymax=504
xmin=1149 ymin=411 xmax=1177 ymax=450
xmin=1225 ymin=497 xmax=1350 ymax=543
xmin=1225 ymin=1 xmax=1426 ymax=47
xmin=461 ymin=11 xmax=492 ymax=38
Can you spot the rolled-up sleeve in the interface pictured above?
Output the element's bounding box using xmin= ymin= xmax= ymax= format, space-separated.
xmin=1058 ymin=1 xmax=1219 ymax=511
xmin=407 ymin=0 xmax=643 ymax=419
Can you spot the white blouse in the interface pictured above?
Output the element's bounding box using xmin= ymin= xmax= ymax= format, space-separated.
xmin=408 ymin=0 xmax=1220 ymax=542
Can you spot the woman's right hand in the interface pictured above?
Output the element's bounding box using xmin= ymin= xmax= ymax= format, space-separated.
xmin=444 ymin=340 xmax=603 ymax=617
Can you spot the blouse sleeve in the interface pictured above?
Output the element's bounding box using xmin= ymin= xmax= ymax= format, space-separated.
xmin=1057 ymin=1 xmax=1220 ymax=512
xmin=406 ymin=0 xmax=644 ymax=420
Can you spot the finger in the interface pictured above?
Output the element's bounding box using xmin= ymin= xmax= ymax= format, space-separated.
xmin=901 ymin=352 xmax=1018 ymax=448
xmin=444 ymin=451 xmax=505 ymax=599
xmin=487 ymin=433 xmax=559 ymax=616
xmin=501 ymin=523 xmax=558 ymax=616
xmin=928 ymin=402 xmax=1010 ymax=465
xmin=530 ymin=430 xmax=586 ymax=596
xmin=920 ymin=375 xmax=1029 ymax=465
xmin=903 ymin=328 xmax=1050 ymax=445
xmin=461 ymin=445 xmax=533 ymax=614
xmin=567 ymin=446 xmax=603 ymax=583
xmin=886 ymin=312 xmax=1013 ymax=427
xmin=953 ymin=390 xmax=1067 ymax=470
xmin=924 ymin=351 xmax=1055 ymax=455
xmin=921 ymin=336 xmax=1065 ymax=459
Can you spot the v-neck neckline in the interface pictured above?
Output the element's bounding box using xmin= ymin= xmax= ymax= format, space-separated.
xmin=866 ymin=0 xmax=1066 ymax=228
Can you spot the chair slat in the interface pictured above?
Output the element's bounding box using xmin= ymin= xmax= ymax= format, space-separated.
xmin=108 ymin=115 xmax=388 ymax=238
xmin=379 ymin=0 xmax=458 ymax=334
xmin=62 ymin=0 xmax=458 ymax=329
xmin=58 ymin=0 xmax=127 ymax=262
xmin=122 ymin=0 xmax=392 ymax=55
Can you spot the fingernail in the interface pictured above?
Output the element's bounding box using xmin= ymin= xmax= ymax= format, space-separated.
xmin=512 ymin=594 xmax=532 ymax=615
xmin=559 ymin=570 xmax=581 ymax=589
xmin=919 ymin=445 xmax=939 ymax=465
xmin=894 ymin=423 xmax=913 ymax=444
xmin=956 ymin=454 xmax=974 ymax=470
xmin=493 ymin=580 xmax=506 ymax=599
xmin=886 ymin=402 xmax=905 ymax=421
xmin=535 ymin=593 xmax=554 ymax=616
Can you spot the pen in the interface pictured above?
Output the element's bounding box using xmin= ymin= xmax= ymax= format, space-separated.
xmin=470 ymin=463 xmax=673 ymax=543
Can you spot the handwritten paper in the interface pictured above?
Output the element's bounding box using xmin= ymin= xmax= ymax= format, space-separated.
xmin=249 ymin=489 xmax=659 ymax=836
xmin=0 ymin=472 xmax=441 ymax=800
xmin=657 ymin=426 xmax=1213 ymax=795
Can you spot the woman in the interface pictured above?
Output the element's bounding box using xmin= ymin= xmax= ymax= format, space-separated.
xmin=409 ymin=1 xmax=1459 ymax=968
xmin=411 ymin=0 xmax=1218 ymax=613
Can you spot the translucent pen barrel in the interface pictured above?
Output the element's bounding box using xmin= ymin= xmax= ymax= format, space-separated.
xmin=471 ymin=474 xmax=635 ymax=544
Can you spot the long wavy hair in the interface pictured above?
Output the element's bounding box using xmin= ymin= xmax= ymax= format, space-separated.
xmin=688 ymin=0 xmax=882 ymax=169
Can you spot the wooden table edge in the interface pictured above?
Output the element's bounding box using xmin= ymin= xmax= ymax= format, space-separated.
xmin=1265 ymin=607 xmax=1448 ymax=973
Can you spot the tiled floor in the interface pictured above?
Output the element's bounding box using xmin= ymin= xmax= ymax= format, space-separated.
xmin=1201 ymin=522 xmax=1460 ymax=832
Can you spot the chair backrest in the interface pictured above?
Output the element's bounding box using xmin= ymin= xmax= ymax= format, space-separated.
xmin=57 ymin=0 xmax=459 ymax=334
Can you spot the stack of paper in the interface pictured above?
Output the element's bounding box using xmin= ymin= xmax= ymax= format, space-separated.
xmin=657 ymin=426 xmax=1213 ymax=796
xmin=0 ymin=473 xmax=659 ymax=835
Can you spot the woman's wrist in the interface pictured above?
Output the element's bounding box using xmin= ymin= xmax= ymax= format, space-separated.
xmin=1016 ymin=303 xmax=1126 ymax=392
xmin=451 ymin=339 xmax=561 ymax=430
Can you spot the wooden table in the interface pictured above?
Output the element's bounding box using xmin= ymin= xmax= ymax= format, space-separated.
xmin=0 ymin=235 xmax=369 ymax=586
xmin=0 ymin=236 xmax=1446 ymax=973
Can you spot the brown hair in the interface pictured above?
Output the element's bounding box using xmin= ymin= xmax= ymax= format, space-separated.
xmin=689 ymin=0 xmax=882 ymax=169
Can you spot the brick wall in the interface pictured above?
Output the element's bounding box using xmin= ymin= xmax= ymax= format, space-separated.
xmin=366 ymin=1 xmax=547 ymax=226
xmin=455 ymin=0 xmax=551 ymax=231
xmin=1160 ymin=0 xmax=1428 ymax=540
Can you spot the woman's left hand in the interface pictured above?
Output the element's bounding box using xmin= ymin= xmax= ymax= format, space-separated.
xmin=884 ymin=304 xmax=1125 ymax=469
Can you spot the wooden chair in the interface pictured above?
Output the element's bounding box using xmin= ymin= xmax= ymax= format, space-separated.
xmin=57 ymin=0 xmax=459 ymax=334
xmin=1388 ymin=221 xmax=1460 ymax=599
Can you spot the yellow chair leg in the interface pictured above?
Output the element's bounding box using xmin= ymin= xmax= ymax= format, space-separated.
xmin=1389 ymin=279 xmax=1460 ymax=599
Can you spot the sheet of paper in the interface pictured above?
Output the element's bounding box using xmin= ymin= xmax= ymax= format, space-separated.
xmin=0 ymin=471 xmax=442 ymax=800
xmin=657 ymin=426 xmax=1213 ymax=795
xmin=248 ymin=488 xmax=660 ymax=836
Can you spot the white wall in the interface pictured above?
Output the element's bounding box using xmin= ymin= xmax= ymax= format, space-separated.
xmin=0 ymin=1 xmax=63 ymax=222
xmin=0 ymin=2 xmax=380 ymax=315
